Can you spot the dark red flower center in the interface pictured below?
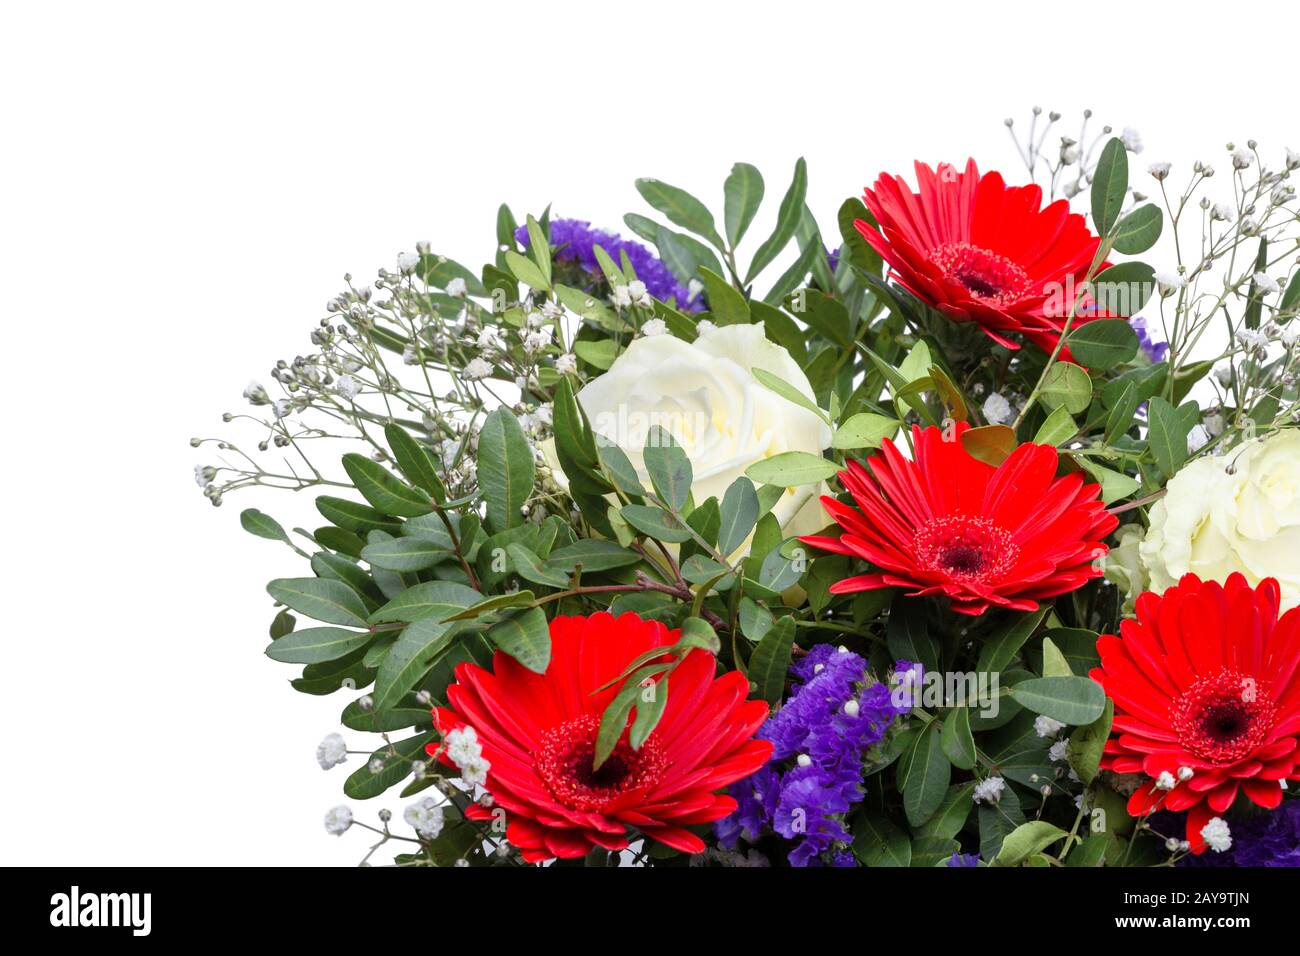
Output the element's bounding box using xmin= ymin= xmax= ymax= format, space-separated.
xmin=930 ymin=242 xmax=1033 ymax=306
xmin=533 ymin=714 xmax=666 ymax=812
xmin=1170 ymin=669 xmax=1276 ymax=765
xmin=913 ymin=515 xmax=1018 ymax=585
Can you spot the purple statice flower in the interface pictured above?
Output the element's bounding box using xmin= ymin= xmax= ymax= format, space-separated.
xmin=825 ymin=246 xmax=841 ymax=275
xmin=946 ymin=851 xmax=980 ymax=867
xmin=1177 ymin=801 xmax=1300 ymax=867
xmin=716 ymin=645 xmax=911 ymax=867
xmin=514 ymin=218 xmax=703 ymax=312
xmin=1129 ymin=315 xmax=1169 ymax=364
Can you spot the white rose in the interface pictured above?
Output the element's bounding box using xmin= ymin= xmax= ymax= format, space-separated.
xmin=1141 ymin=429 xmax=1300 ymax=607
xmin=548 ymin=323 xmax=832 ymax=555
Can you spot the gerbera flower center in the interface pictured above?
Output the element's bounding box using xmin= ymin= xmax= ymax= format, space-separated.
xmin=533 ymin=714 xmax=666 ymax=812
xmin=913 ymin=515 xmax=1018 ymax=584
xmin=1170 ymin=669 xmax=1276 ymax=765
xmin=930 ymin=242 xmax=1032 ymax=306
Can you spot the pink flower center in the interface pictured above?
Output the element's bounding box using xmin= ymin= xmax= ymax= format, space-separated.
xmin=534 ymin=714 xmax=666 ymax=812
xmin=930 ymin=242 xmax=1032 ymax=306
xmin=913 ymin=515 xmax=1018 ymax=585
xmin=1171 ymin=669 xmax=1276 ymax=765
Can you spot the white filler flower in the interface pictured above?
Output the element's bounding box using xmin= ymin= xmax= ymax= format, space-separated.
xmin=1200 ymin=817 xmax=1233 ymax=853
xmin=324 ymin=805 xmax=353 ymax=835
xmin=316 ymin=733 xmax=347 ymax=770
xmin=404 ymin=797 xmax=445 ymax=839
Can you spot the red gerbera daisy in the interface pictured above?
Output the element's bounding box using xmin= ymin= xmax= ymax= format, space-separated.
xmin=1091 ymin=573 xmax=1300 ymax=854
xmin=428 ymin=611 xmax=772 ymax=863
xmin=858 ymin=159 xmax=1104 ymax=357
xmin=800 ymin=423 xmax=1117 ymax=616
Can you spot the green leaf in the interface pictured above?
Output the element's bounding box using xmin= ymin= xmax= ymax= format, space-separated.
xmin=621 ymin=504 xmax=693 ymax=543
xmin=901 ymin=722 xmax=951 ymax=827
xmin=852 ymin=812 xmax=912 ymax=867
xmin=795 ymin=289 xmax=853 ymax=348
xmin=525 ymin=215 xmax=552 ymax=287
xmin=1040 ymin=362 xmax=1093 ymax=414
xmin=368 ymin=580 xmax=483 ymax=624
xmin=979 ymin=801 xmax=1026 ymax=862
xmin=265 ymin=626 xmax=369 ymax=664
xmin=738 ymin=598 xmax=774 ymax=643
xmin=652 ymin=226 xmax=703 ymax=287
xmin=747 ymin=616 xmax=794 ymax=705
xmin=1067 ymin=319 xmax=1139 ymax=370
xmin=360 ymin=536 xmax=450 ymax=573
xmin=1091 ymin=261 xmax=1156 ymax=318
xmin=723 ymin=162 xmax=765 ymax=248
xmin=504 ymin=249 xmax=549 ymax=292
xmin=887 ymin=594 xmax=940 ymax=674
xmin=592 ymin=662 xmax=668 ymax=768
xmin=343 ymin=733 xmax=435 ymax=799
xmin=677 ymin=616 xmax=721 ymax=654
xmin=477 ymin=407 xmax=535 ymax=533
xmin=746 ymin=157 xmax=807 ymax=283
xmin=697 ymin=267 xmax=750 ymax=326
xmin=1111 ymin=203 xmax=1163 ymax=255
xmin=1068 ymin=698 xmax=1113 ymax=785
xmin=629 ymin=673 xmax=670 ymax=750
xmin=832 ymin=412 xmax=899 ymax=450
xmin=383 ymin=424 xmax=447 ymax=502
xmin=961 ymin=424 xmax=1018 ymax=467
xmin=1041 ymin=637 xmax=1073 ymax=678
xmin=316 ymin=496 xmax=401 ymax=536
xmin=505 ymin=543 xmax=569 ymax=589
xmin=552 ymin=377 xmax=608 ymax=495
xmin=718 ymin=477 xmax=760 ymax=557
xmin=976 ymin=606 xmax=1050 ymax=673
xmin=1077 ymin=458 xmax=1142 ymax=504
xmin=1147 ymin=396 xmax=1189 ymax=476
xmin=341 ymin=454 xmax=433 ymax=518
xmin=267 ymin=577 xmax=369 ymax=628
xmin=1009 ymin=676 xmax=1107 ymax=725
xmin=486 ymin=607 xmax=551 ymax=674
xmin=992 ymin=821 xmax=1068 ymax=867
xmin=763 ymin=239 xmax=820 ymax=305
xmin=1032 ymin=405 xmax=1077 ymax=446
xmin=419 ymin=253 xmax=486 ymax=297
xmin=240 ymin=508 xmax=291 ymax=544
xmin=1244 ymin=238 xmax=1269 ymax=330
xmin=1279 ymin=266 xmax=1300 ymax=319
xmin=441 ymin=590 xmax=536 ymax=622
xmin=751 ymin=366 xmax=827 ymax=423
xmin=745 ymin=451 xmax=837 ymax=487
xmin=1091 ymin=137 xmax=1129 ymax=234
xmin=758 ymin=546 xmax=802 ymax=593
xmin=573 ymin=339 xmax=617 ymax=371
xmin=915 ymin=783 xmax=976 ymax=841
xmin=342 ymin=692 xmax=433 ymax=732
xmin=940 ymin=706 xmax=977 ymax=770
xmin=269 ymin=608 xmax=296 ymax=639
xmin=643 ymin=426 xmax=692 ymax=511
xmin=635 ymin=178 xmax=724 ymax=250
xmin=838 ymin=197 xmax=883 ymax=275
xmin=546 ymin=540 xmax=641 ymax=574
xmin=375 ymin=616 xmax=459 ymax=712
xmin=1105 ymin=382 xmax=1139 ymax=443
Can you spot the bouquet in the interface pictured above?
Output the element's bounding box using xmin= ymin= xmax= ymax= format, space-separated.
xmin=193 ymin=110 xmax=1300 ymax=868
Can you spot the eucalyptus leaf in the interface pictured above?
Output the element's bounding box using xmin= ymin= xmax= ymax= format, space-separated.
xmin=477 ymin=407 xmax=535 ymax=533
xmin=265 ymin=626 xmax=370 ymax=664
xmin=267 ymin=577 xmax=369 ymax=628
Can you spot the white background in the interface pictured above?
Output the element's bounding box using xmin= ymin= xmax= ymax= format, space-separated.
xmin=3 ymin=0 xmax=1297 ymax=865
